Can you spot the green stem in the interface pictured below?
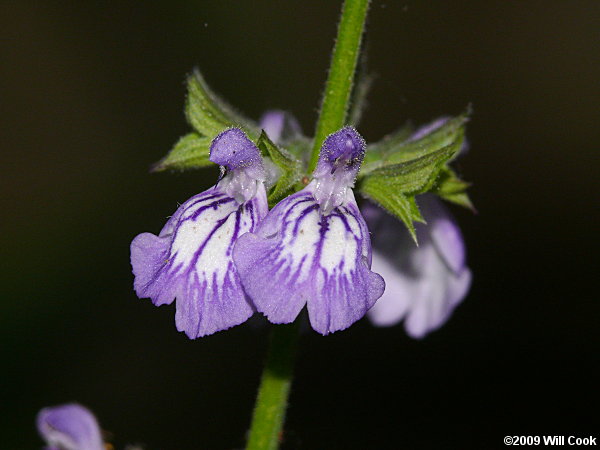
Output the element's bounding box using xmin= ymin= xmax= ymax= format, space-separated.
xmin=308 ymin=0 xmax=371 ymax=172
xmin=246 ymin=322 xmax=299 ymax=450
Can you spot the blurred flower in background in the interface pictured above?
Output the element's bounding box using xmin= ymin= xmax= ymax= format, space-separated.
xmin=366 ymin=195 xmax=472 ymax=338
xmin=37 ymin=403 xmax=104 ymax=450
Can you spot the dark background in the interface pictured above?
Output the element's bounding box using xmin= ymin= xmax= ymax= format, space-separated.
xmin=2 ymin=1 xmax=598 ymax=449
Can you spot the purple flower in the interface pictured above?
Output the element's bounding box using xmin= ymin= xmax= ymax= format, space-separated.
xmin=365 ymin=195 xmax=472 ymax=338
xmin=233 ymin=127 xmax=385 ymax=335
xmin=37 ymin=403 xmax=103 ymax=450
xmin=258 ymin=110 xmax=302 ymax=144
xmin=130 ymin=128 xmax=268 ymax=338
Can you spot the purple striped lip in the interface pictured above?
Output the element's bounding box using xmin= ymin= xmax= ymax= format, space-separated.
xmin=233 ymin=183 xmax=384 ymax=335
xmin=131 ymin=128 xmax=269 ymax=338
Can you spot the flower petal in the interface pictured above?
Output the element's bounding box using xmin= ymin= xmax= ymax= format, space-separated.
xmin=364 ymin=250 xmax=416 ymax=327
xmin=447 ymin=267 xmax=472 ymax=308
xmin=364 ymin=196 xmax=471 ymax=338
xmin=234 ymin=188 xmax=384 ymax=334
xmin=258 ymin=110 xmax=302 ymax=144
xmin=402 ymin=245 xmax=454 ymax=339
xmin=420 ymin=196 xmax=466 ymax=274
xmin=37 ymin=403 xmax=103 ymax=450
xmin=131 ymin=185 xmax=268 ymax=338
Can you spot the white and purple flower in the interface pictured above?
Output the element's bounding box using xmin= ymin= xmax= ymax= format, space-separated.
xmin=132 ymin=110 xmax=471 ymax=338
xmin=130 ymin=128 xmax=268 ymax=338
xmin=233 ymin=127 xmax=385 ymax=335
xmin=37 ymin=403 xmax=104 ymax=450
xmin=365 ymin=195 xmax=472 ymax=338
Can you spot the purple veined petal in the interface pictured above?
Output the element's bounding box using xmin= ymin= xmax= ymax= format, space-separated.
xmin=258 ymin=110 xmax=302 ymax=144
xmin=234 ymin=126 xmax=383 ymax=334
xmin=131 ymin=128 xmax=269 ymax=338
xmin=131 ymin=185 xmax=268 ymax=338
xmin=234 ymin=186 xmax=384 ymax=335
xmin=37 ymin=403 xmax=104 ymax=450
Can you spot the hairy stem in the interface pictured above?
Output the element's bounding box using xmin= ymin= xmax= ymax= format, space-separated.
xmin=246 ymin=322 xmax=299 ymax=450
xmin=308 ymin=0 xmax=371 ymax=172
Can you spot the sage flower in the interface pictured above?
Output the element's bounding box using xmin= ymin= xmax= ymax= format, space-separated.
xmin=131 ymin=128 xmax=268 ymax=338
xmin=37 ymin=403 xmax=103 ymax=450
xmin=365 ymin=195 xmax=472 ymax=338
xmin=233 ymin=127 xmax=385 ymax=335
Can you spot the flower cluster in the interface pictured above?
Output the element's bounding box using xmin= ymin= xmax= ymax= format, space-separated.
xmin=132 ymin=111 xmax=471 ymax=339
xmin=133 ymin=125 xmax=383 ymax=336
xmin=131 ymin=74 xmax=472 ymax=339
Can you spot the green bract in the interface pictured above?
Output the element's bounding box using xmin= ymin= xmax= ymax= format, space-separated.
xmin=357 ymin=108 xmax=472 ymax=242
xmin=154 ymin=69 xmax=257 ymax=172
xmin=152 ymin=133 xmax=212 ymax=172
xmin=256 ymin=131 xmax=303 ymax=207
xmin=433 ymin=166 xmax=474 ymax=211
xmin=185 ymin=69 xmax=257 ymax=138
xmin=154 ymin=69 xmax=305 ymax=206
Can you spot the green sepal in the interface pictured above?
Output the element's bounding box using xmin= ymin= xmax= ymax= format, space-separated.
xmin=256 ymin=131 xmax=303 ymax=207
xmin=360 ymin=178 xmax=424 ymax=243
xmin=280 ymin=137 xmax=311 ymax=163
xmin=433 ymin=166 xmax=475 ymax=211
xmin=357 ymin=139 xmax=463 ymax=241
xmin=361 ymin=139 xmax=462 ymax=193
xmin=185 ymin=69 xmax=257 ymax=139
xmin=362 ymin=121 xmax=414 ymax=170
xmin=152 ymin=132 xmax=212 ymax=172
xmin=386 ymin=112 xmax=468 ymax=165
xmin=361 ymin=107 xmax=470 ymax=176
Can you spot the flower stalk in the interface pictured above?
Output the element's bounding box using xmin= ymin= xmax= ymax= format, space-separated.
xmin=246 ymin=0 xmax=371 ymax=447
